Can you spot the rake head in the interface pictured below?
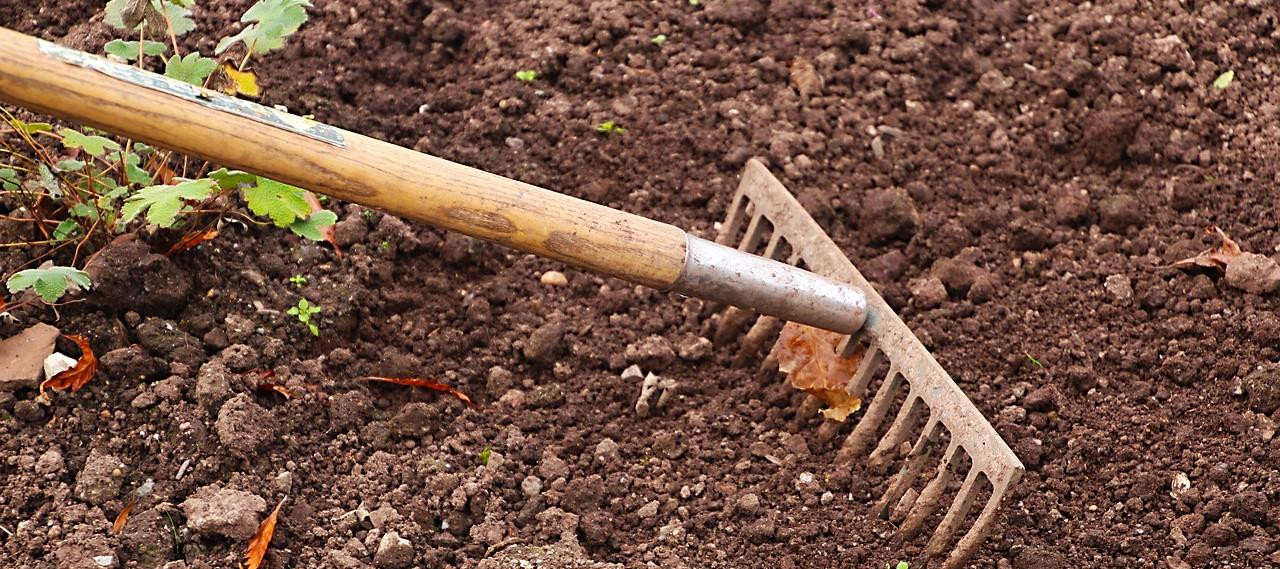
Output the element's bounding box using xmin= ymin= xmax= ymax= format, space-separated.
xmin=709 ymin=160 xmax=1023 ymax=569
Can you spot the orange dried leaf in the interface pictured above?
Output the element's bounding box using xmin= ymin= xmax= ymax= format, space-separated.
xmin=243 ymin=498 xmax=284 ymax=569
xmin=166 ymin=229 xmax=219 ymax=256
xmin=256 ymin=382 xmax=293 ymax=399
xmin=303 ymin=191 xmax=342 ymax=258
xmin=1170 ymin=226 xmax=1243 ymax=271
xmin=363 ymin=376 xmax=475 ymax=406
xmin=41 ymin=334 xmax=97 ymax=394
xmin=112 ymin=497 xmax=136 ymax=535
xmin=774 ymin=322 xmax=863 ymax=422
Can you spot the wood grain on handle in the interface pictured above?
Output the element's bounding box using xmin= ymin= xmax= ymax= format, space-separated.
xmin=0 ymin=28 xmax=688 ymax=289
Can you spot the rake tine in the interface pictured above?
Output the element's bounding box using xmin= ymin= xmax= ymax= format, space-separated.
xmin=941 ymin=479 xmax=1010 ymax=569
xmin=714 ymin=192 xmax=748 ymax=246
xmin=866 ymin=394 xmax=922 ymax=471
xmin=734 ymin=314 xmax=781 ymax=367
xmin=836 ymin=364 xmax=901 ymax=464
xmin=897 ymin=442 xmax=961 ymax=541
xmin=923 ymin=468 xmax=984 ymax=561
xmin=845 ymin=343 xmax=883 ymax=398
xmin=875 ymin=416 xmax=941 ymax=519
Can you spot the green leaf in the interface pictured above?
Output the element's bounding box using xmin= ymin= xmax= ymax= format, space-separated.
xmin=60 ymin=128 xmax=120 ymax=157
xmin=595 ymin=120 xmax=625 ymax=135
xmin=514 ymin=70 xmax=538 ymax=82
xmin=55 ymin=159 xmax=85 ymax=172
xmin=243 ymin=177 xmax=310 ymax=227
xmin=164 ymin=52 xmax=218 ymax=86
xmin=164 ymin=1 xmax=197 ymax=36
xmin=0 ymin=168 xmax=17 ymax=191
xmin=215 ymin=0 xmax=311 ymax=56
xmin=52 ymin=219 xmax=79 ymax=241
xmin=209 ymin=168 xmax=258 ymax=190
xmin=1213 ymin=69 xmax=1235 ymax=90
xmin=37 ymin=164 xmax=61 ymax=198
xmin=7 ymin=119 xmax=52 ymax=135
xmin=289 ymin=210 xmax=336 ymax=241
xmin=479 ymin=447 xmax=492 ymax=465
xmin=104 ymin=38 xmax=168 ymax=61
xmin=6 ymin=266 xmax=91 ymax=304
xmin=117 ymin=151 xmax=152 ymax=185
xmin=70 ymin=203 xmax=100 ymax=221
xmin=121 ymin=178 xmax=216 ymax=227
xmin=651 ymin=34 xmax=667 ymax=46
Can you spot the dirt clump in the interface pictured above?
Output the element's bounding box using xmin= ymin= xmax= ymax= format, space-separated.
xmin=181 ymin=485 xmax=267 ymax=540
xmin=861 ymin=188 xmax=920 ymax=243
xmin=1243 ymin=365 xmax=1280 ymax=414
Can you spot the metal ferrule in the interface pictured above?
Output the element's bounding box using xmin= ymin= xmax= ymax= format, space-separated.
xmin=670 ymin=235 xmax=868 ymax=334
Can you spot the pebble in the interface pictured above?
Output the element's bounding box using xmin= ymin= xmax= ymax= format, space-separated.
xmin=594 ymin=438 xmax=620 ymax=464
xmin=1104 ymin=274 xmax=1133 ymax=301
xmin=539 ymin=271 xmax=568 ymax=287
xmin=676 ymin=335 xmax=711 ymax=361
xmin=736 ymin=493 xmax=761 ymax=516
xmin=35 ymin=446 xmax=64 ymax=476
xmin=75 ymin=448 xmax=124 ymax=505
xmin=909 ymin=277 xmax=947 ymax=309
xmin=861 ymin=188 xmax=920 ymax=243
xmin=181 ymin=485 xmax=266 ymax=540
xmin=523 ymin=322 xmax=565 ymax=365
xmin=636 ymin=500 xmax=660 ymax=519
xmin=1244 ymin=364 xmax=1280 ymax=414
xmin=794 ymin=471 xmax=819 ymax=493
xmin=538 ymin=453 xmax=570 ymax=481
xmin=521 ymin=475 xmax=543 ymax=498
xmin=373 ymin=531 xmax=414 ymax=569
xmin=1225 ymin=253 xmax=1280 ymax=294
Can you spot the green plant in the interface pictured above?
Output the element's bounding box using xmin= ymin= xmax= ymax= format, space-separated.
xmin=0 ymin=0 xmax=332 ymax=308
xmin=287 ymin=297 xmax=321 ymax=336
xmin=887 ymin=563 xmax=908 ymax=569
xmin=595 ymin=120 xmax=626 ymax=135
xmin=514 ymin=70 xmax=538 ymax=82
xmin=288 ymin=274 xmax=307 ymax=287
xmin=6 ymin=266 xmax=91 ymax=304
xmin=1025 ymin=352 xmax=1043 ymax=368
xmin=1213 ymin=69 xmax=1235 ymax=90
xmin=651 ymin=34 xmax=667 ymax=46
xmin=478 ymin=447 xmax=492 ymax=465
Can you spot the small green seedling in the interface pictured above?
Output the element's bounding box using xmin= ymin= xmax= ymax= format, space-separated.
xmin=287 ymin=297 xmax=322 ymax=336
xmin=688 ymin=0 xmax=701 ymax=5
xmin=514 ymin=70 xmax=538 ymax=82
xmin=479 ymin=447 xmax=492 ymax=465
xmin=1213 ymin=70 xmax=1235 ymax=90
xmin=596 ymin=120 xmax=626 ymax=135
xmin=651 ymin=34 xmax=667 ymax=46
xmin=289 ymin=274 xmax=308 ymax=287
xmin=887 ymin=563 xmax=909 ymax=569
xmin=1025 ymin=352 xmax=1043 ymax=368
xmin=6 ymin=266 xmax=91 ymax=304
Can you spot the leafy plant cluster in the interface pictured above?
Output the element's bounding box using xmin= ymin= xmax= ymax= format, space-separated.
xmin=2 ymin=0 xmax=334 ymax=310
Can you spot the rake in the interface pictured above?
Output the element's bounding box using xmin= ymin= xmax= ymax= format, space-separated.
xmin=0 ymin=28 xmax=1022 ymax=567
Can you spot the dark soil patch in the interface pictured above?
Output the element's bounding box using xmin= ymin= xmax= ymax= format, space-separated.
xmin=4 ymin=1 xmax=1280 ymax=568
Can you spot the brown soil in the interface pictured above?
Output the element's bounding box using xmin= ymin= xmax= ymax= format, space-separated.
xmin=4 ymin=1 xmax=1280 ymax=568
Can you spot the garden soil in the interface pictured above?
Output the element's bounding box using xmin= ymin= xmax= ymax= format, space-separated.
xmin=3 ymin=1 xmax=1280 ymax=568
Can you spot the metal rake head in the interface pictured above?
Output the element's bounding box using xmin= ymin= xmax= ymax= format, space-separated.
xmin=709 ymin=159 xmax=1023 ymax=569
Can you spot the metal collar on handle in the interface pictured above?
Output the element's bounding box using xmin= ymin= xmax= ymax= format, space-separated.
xmin=670 ymin=235 xmax=868 ymax=334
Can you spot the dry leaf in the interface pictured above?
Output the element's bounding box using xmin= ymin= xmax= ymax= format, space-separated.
xmin=113 ymin=497 xmax=136 ymax=535
xmin=256 ymin=382 xmax=293 ymax=399
xmin=363 ymin=376 xmax=475 ymax=406
xmin=40 ymin=334 xmax=97 ymax=395
xmin=220 ymin=64 xmax=261 ymax=99
xmin=166 ymin=229 xmax=219 ymax=256
xmin=774 ymin=322 xmax=863 ymax=422
xmin=303 ymin=191 xmax=341 ymax=257
xmin=789 ymin=57 xmax=823 ymax=100
xmin=1169 ymin=226 xmax=1242 ymax=270
xmin=243 ymin=498 xmax=284 ymax=569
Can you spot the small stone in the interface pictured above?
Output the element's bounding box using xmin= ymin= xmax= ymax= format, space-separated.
xmin=593 ymin=438 xmax=620 ymax=464
xmin=76 ymin=448 xmax=124 ymax=505
xmin=538 ymin=453 xmax=570 ymax=481
xmin=539 ymin=271 xmax=568 ymax=287
xmin=1023 ymin=385 xmax=1060 ymax=412
xmin=794 ymin=471 xmax=819 ymax=493
xmin=1098 ymin=195 xmax=1145 ymax=233
xmin=1203 ymin=522 xmax=1238 ymax=547
xmin=521 ymin=476 xmax=543 ymax=498
xmin=636 ymin=500 xmax=660 ymax=519
xmin=676 ymin=335 xmax=711 ymax=361
xmin=523 ymin=322 xmax=565 ymax=365
xmin=1244 ymin=365 xmax=1280 ymax=414
xmin=653 ymin=430 xmax=685 ymax=460
xmin=135 ymin=318 xmax=199 ymax=355
xmin=909 ymin=277 xmax=947 ymax=309
xmin=215 ymin=394 xmax=277 ymax=454
xmin=1225 ymin=253 xmax=1280 ymax=295
xmin=621 ymin=365 xmax=644 ymax=381
xmin=373 ymin=531 xmax=414 ymax=569
xmin=1104 ymin=275 xmax=1133 ymax=301
xmin=181 ymin=485 xmax=266 ymax=540
xmin=35 ymin=446 xmax=64 ymax=476
xmin=14 ymin=399 xmax=45 ymax=422
xmin=736 ymin=493 xmax=761 ymax=516
xmin=861 ymin=188 xmax=920 ymax=243
xmin=624 ymin=336 xmax=676 ymax=371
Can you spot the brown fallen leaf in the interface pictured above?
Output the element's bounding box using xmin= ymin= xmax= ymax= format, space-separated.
xmin=40 ymin=334 xmax=97 ymax=396
xmin=363 ymin=376 xmax=476 ymax=407
xmin=219 ymin=64 xmax=262 ymax=99
xmin=303 ymin=191 xmax=342 ymax=258
xmin=789 ymin=57 xmax=823 ymax=100
xmin=256 ymin=382 xmax=293 ymax=399
xmin=113 ymin=496 xmax=136 ymax=535
xmin=1169 ymin=226 xmax=1242 ymax=270
xmin=243 ymin=498 xmax=284 ymax=569
xmin=166 ymin=229 xmax=219 ymax=256
xmin=773 ymin=322 xmax=863 ymax=422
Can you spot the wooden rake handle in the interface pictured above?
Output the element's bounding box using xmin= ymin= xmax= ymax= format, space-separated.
xmin=0 ymin=28 xmax=867 ymax=334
